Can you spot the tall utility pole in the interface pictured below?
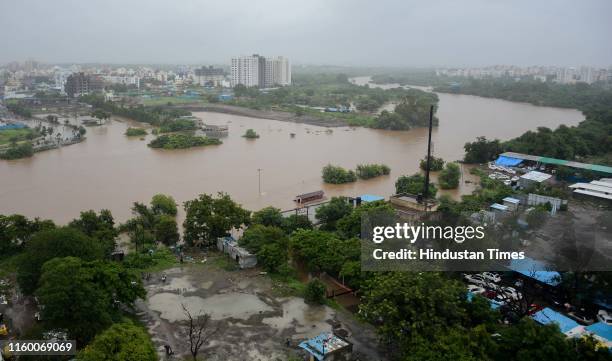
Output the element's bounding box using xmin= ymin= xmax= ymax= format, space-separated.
xmin=423 ymin=105 xmax=434 ymax=202
xmin=257 ymin=168 xmax=262 ymax=196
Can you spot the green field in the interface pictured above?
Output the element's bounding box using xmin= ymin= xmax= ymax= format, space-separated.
xmin=0 ymin=128 xmax=37 ymax=145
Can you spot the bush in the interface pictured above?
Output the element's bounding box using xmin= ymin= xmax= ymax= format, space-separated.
xmin=158 ymin=118 xmax=197 ymax=133
xmin=0 ymin=143 xmax=34 ymax=160
xmin=322 ymin=164 xmax=357 ymax=184
xmin=356 ymin=163 xmax=390 ymax=179
xmin=243 ymin=129 xmax=260 ymax=138
xmin=464 ymin=136 xmax=502 ymax=163
xmin=148 ymin=134 xmax=221 ymax=149
xmin=304 ymin=278 xmax=326 ymax=304
xmin=125 ymin=127 xmax=147 ymax=136
xmin=438 ymin=162 xmax=461 ymax=189
xmin=419 ymin=156 xmax=444 ymax=171
xmin=395 ymin=174 xmax=437 ymax=197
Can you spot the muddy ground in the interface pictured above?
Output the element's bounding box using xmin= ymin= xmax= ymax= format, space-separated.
xmin=135 ymin=256 xmax=385 ymax=361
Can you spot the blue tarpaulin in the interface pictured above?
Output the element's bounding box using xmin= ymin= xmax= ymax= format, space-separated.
xmin=508 ymin=257 xmax=561 ymax=286
xmin=495 ymin=156 xmax=523 ymax=167
xmin=531 ymin=307 xmax=580 ymax=333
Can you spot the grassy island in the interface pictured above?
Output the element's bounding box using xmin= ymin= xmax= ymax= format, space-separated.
xmin=125 ymin=127 xmax=148 ymax=136
xmin=148 ymin=134 xmax=221 ymax=149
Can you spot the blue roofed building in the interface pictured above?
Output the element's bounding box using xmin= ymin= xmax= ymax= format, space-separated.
xmin=298 ymin=332 xmax=352 ymax=361
xmin=531 ymin=307 xmax=584 ymax=337
xmin=585 ymin=322 xmax=612 ymax=349
xmin=508 ymin=257 xmax=561 ymax=286
xmin=359 ymin=194 xmax=385 ymax=203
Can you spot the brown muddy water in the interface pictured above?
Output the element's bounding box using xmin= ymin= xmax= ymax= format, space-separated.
xmin=0 ymin=78 xmax=583 ymax=223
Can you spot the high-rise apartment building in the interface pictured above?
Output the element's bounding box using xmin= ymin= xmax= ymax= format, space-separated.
xmin=231 ymin=54 xmax=291 ymax=88
xmin=64 ymin=72 xmax=103 ymax=97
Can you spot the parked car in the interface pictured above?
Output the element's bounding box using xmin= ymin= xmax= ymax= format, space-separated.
xmin=501 ymin=287 xmax=522 ymax=300
xmin=568 ymin=310 xmax=595 ymax=325
xmin=528 ymin=304 xmax=544 ymax=316
xmin=463 ymin=274 xmax=487 ymax=286
xmin=467 ymin=284 xmax=486 ymax=295
xmin=481 ymin=272 xmax=501 ymax=283
xmin=597 ymin=310 xmax=612 ymax=325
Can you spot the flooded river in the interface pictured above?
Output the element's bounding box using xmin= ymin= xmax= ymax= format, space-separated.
xmin=0 ymin=78 xmax=584 ymax=223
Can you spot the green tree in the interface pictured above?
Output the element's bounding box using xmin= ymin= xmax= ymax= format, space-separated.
xmin=242 ymin=129 xmax=260 ymax=138
xmin=252 ymin=206 xmax=284 ymax=228
xmin=419 ymin=155 xmax=445 ymax=171
xmin=150 ymin=194 xmax=178 ymax=216
xmin=78 ymin=321 xmax=157 ymax=361
xmin=68 ymin=209 xmax=117 ymax=256
xmin=0 ymin=214 xmax=55 ymax=255
xmin=463 ymin=136 xmax=502 ymax=163
xmin=336 ymin=200 xmax=395 ymax=239
xmin=17 ymin=227 xmax=104 ymax=295
xmin=494 ymin=318 xmax=573 ymax=361
xmin=395 ymin=173 xmax=437 ymax=197
xmin=183 ymin=193 xmax=250 ymax=247
xmin=438 ymin=162 xmax=461 ymax=189
xmin=280 ymin=214 xmax=313 ymax=234
xmin=258 ymin=242 xmax=287 ymax=273
xmin=355 ymin=163 xmax=391 ymax=179
xmin=239 ymin=224 xmax=287 ymax=254
xmin=359 ymin=273 xmax=467 ymax=354
xmin=321 ymin=164 xmax=357 ymax=184
xmin=154 ymin=215 xmax=180 ymax=245
xmin=315 ymin=197 xmax=353 ymax=231
xmin=304 ymin=278 xmax=326 ymax=304
xmin=36 ymin=257 xmax=144 ymax=344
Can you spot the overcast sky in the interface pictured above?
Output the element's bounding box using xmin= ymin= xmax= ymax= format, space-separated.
xmin=1 ymin=0 xmax=611 ymax=67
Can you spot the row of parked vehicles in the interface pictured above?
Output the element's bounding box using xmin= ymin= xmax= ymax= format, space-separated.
xmin=463 ymin=272 xmax=612 ymax=326
xmin=464 ymin=272 xmax=524 ymax=306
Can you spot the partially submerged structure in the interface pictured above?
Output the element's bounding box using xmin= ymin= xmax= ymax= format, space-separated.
xmin=216 ymin=236 xmax=257 ymax=269
xmin=298 ymin=332 xmax=352 ymax=361
xmin=294 ymin=190 xmax=325 ymax=204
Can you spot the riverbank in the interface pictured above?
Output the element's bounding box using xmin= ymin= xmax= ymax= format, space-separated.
xmin=176 ymin=103 xmax=350 ymax=127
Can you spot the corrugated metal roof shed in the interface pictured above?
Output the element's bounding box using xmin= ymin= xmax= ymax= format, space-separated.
xmin=501 ymin=152 xmax=612 ymax=174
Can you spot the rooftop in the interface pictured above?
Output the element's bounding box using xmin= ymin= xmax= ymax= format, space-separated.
xmin=531 ymin=307 xmax=582 ymax=335
xmin=298 ymin=332 xmax=351 ymax=361
xmin=520 ymin=170 xmax=552 ymax=183
xmin=501 ymin=152 xmax=612 ymax=175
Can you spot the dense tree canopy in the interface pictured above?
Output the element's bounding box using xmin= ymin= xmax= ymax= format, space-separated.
xmin=395 ymin=173 xmax=438 ymax=197
xmin=36 ymin=257 xmax=144 ymax=344
xmin=78 ymin=321 xmax=157 ymax=361
xmin=315 ymin=197 xmax=354 ymax=231
xmin=183 ymin=193 xmax=250 ymax=247
xmin=17 ymin=227 xmax=104 ymax=294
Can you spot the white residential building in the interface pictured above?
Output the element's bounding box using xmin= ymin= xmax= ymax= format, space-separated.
xmin=231 ymin=55 xmax=262 ymax=87
xmin=264 ymin=56 xmax=291 ymax=87
xmin=231 ymin=54 xmax=291 ymax=88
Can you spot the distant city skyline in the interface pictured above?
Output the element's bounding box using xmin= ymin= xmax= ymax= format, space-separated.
xmin=1 ymin=0 xmax=611 ymax=67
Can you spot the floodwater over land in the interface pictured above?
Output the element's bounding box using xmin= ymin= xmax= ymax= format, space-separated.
xmin=0 ymin=77 xmax=584 ymax=223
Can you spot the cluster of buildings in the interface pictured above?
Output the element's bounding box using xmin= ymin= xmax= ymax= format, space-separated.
xmin=230 ymin=54 xmax=291 ymax=88
xmin=0 ymin=55 xmax=292 ymax=100
xmin=436 ymin=65 xmax=612 ymax=84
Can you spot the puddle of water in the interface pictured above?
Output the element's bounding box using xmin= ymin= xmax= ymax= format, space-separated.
xmin=263 ymin=297 xmax=334 ymax=338
xmin=148 ymin=292 xmax=273 ymax=322
xmin=159 ymin=276 xmax=197 ymax=293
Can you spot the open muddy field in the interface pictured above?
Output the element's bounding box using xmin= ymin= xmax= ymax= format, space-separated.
xmin=134 ymin=257 xmax=385 ymax=361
